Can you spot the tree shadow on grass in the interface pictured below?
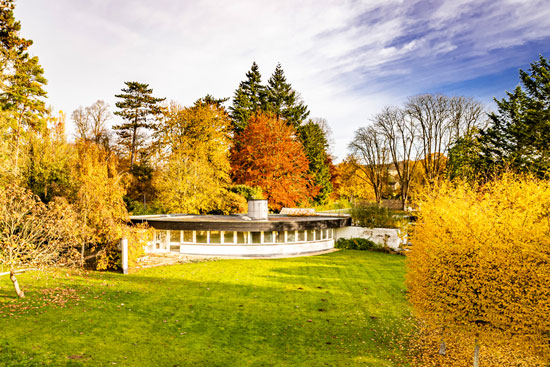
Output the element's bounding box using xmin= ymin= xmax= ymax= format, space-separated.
xmin=1 ymin=264 xmax=413 ymax=367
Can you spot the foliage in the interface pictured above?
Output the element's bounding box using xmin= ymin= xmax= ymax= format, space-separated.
xmin=350 ymin=201 xmax=406 ymax=228
xmin=72 ymin=141 xmax=128 ymax=268
xmin=230 ymin=62 xmax=310 ymax=133
xmin=0 ymin=251 xmax=412 ymax=366
xmin=229 ymin=62 xmax=267 ymax=134
xmin=154 ymin=100 xmax=233 ymax=214
xmin=266 ymin=63 xmax=310 ymax=128
xmin=297 ymin=120 xmax=333 ymax=205
xmin=407 ymin=175 xmax=550 ymax=362
xmin=335 ymin=237 xmax=384 ymax=252
xmin=229 ymin=184 xmax=264 ymax=201
xmin=0 ymin=185 xmax=83 ymax=297
xmin=0 ymin=0 xmax=48 ymax=176
xmin=479 ymin=55 xmax=550 ymax=178
xmin=25 ymin=117 xmax=74 ymax=203
xmin=334 ymin=156 xmax=376 ymax=202
xmin=230 ymin=113 xmax=317 ymax=211
xmin=113 ymin=81 xmax=165 ymax=167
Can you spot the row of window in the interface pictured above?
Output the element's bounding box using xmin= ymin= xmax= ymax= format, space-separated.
xmin=149 ymin=229 xmax=334 ymax=250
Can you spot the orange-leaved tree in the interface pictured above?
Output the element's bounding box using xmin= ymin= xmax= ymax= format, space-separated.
xmin=407 ymin=174 xmax=550 ymax=365
xmin=230 ymin=113 xmax=317 ymax=211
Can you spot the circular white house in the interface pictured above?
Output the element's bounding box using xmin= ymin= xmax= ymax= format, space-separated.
xmin=130 ymin=200 xmax=351 ymax=257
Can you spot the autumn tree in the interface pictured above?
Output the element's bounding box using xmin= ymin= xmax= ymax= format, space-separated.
xmin=0 ymin=185 xmax=83 ymax=297
xmin=349 ymin=126 xmax=390 ymax=204
xmin=334 ymin=156 xmax=376 ymax=203
xmin=266 ymin=63 xmax=310 ymax=128
xmin=154 ymin=98 xmax=240 ymax=214
xmin=297 ymin=119 xmax=333 ymax=205
xmin=230 ymin=62 xmax=267 ymax=134
xmin=407 ymin=175 xmax=550 ymax=365
xmin=72 ymin=141 xmax=128 ymax=268
xmin=231 ymin=113 xmax=316 ymax=211
xmin=113 ymin=81 xmax=165 ymax=167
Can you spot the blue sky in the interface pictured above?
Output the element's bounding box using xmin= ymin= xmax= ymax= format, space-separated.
xmin=15 ymin=0 xmax=550 ymax=161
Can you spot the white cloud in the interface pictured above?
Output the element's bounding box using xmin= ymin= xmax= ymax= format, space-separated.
xmin=14 ymin=0 xmax=550 ymax=161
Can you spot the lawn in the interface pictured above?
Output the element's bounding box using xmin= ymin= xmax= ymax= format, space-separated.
xmin=0 ymin=250 xmax=412 ymax=366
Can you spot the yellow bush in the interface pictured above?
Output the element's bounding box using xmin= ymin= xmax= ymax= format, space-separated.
xmin=407 ymin=175 xmax=550 ymax=362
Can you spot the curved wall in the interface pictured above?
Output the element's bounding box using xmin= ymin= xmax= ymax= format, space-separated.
xmin=177 ymin=239 xmax=334 ymax=257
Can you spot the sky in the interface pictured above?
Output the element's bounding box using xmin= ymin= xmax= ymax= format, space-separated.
xmin=14 ymin=0 xmax=550 ymax=161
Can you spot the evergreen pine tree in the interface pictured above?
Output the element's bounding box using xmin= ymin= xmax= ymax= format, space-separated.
xmin=479 ymin=55 xmax=550 ymax=177
xmin=229 ymin=62 xmax=266 ymax=133
xmin=0 ymin=0 xmax=48 ymax=175
xmin=297 ymin=120 xmax=333 ymax=204
xmin=113 ymin=81 xmax=165 ymax=167
xmin=266 ymin=63 xmax=309 ymax=128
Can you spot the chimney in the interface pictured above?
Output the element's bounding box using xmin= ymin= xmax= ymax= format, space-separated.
xmin=247 ymin=199 xmax=268 ymax=220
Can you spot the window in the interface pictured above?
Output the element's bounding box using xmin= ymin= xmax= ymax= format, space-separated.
xmin=251 ymin=232 xmax=262 ymax=244
xmin=196 ymin=231 xmax=207 ymax=244
xmin=276 ymin=231 xmax=286 ymax=243
xmin=287 ymin=230 xmax=296 ymax=242
xmin=237 ymin=232 xmax=249 ymax=244
xmin=223 ymin=231 xmax=235 ymax=244
xmin=264 ymin=231 xmax=274 ymax=243
xmin=314 ymin=229 xmax=321 ymax=241
xmin=183 ymin=231 xmax=193 ymax=243
xmin=170 ymin=231 xmax=182 ymax=243
xmin=210 ymin=231 xmax=221 ymax=244
xmin=298 ymin=230 xmax=306 ymax=241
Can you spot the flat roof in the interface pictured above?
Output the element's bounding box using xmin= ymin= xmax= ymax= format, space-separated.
xmin=130 ymin=213 xmax=351 ymax=232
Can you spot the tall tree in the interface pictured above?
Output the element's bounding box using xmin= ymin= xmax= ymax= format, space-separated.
xmin=479 ymin=55 xmax=550 ymax=177
xmin=266 ymin=63 xmax=309 ymax=128
xmin=374 ymin=106 xmax=420 ymax=210
xmin=406 ymin=94 xmax=484 ymax=185
xmin=154 ymin=98 xmax=234 ymax=214
xmin=229 ymin=62 xmax=267 ymax=133
xmin=297 ymin=119 xmax=333 ymax=205
xmin=113 ymin=82 xmax=165 ymax=167
xmin=0 ymin=0 xmax=47 ymax=175
xmin=231 ymin=113 xmax=316 ymax=211
xmin=72 ymin=100 xmax=112 ymax=148
xmin=349 ymin=126 xmax=390 ymax=204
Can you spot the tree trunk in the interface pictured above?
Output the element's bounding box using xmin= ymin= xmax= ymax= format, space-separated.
xmin=10 ymin=271 xmax=25 ymax=298
xmin=473 ymin=339 xmax=480 ymax=367
xmin=439 ymin=339 xmax=446 ymax=355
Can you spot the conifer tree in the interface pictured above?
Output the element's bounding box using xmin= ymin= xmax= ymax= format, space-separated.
xmin=266 ymin=63 xmax=309 ymax=128
xmin=113 ymin=81 xmax=165 ymax=167
xmin=297 ymin=120 xmax=333 ymax=204
xmin=479 ymin=55 xmax=550 ymax=177
xmin=229 ymin=62 xmax=267 ymax=133
xmin=0 ymin=0 xmax=48 ymax=175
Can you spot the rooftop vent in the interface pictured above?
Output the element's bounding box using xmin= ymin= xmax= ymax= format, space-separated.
xmin=247 ymin=199 xmax=268 ymax=220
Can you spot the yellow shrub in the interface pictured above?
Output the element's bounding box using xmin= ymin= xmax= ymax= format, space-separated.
xmin=407 ymin=175 xmax=550 ymax=361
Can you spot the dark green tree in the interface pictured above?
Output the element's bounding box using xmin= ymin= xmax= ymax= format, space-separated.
xmin=229 ymin=62 xmax=267 ymax=133
xmin=0 ymin=0 xmax=48 ymax=175
xmin=297 ymin=119 xmax=333 ymax=204
xmin=479 ymin=55 xmax=550 ymax=177
xmin=113 ymin=81 xmax=165 ymax=167
xmin=266 ymin=63 xmax=309 ymax=128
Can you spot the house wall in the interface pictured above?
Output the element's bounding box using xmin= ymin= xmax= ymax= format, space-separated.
xmin=335 ymin=226 xmax=406 ymax=251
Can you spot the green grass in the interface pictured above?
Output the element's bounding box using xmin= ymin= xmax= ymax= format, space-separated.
xmin=0 ymin=251 xmax=412 ymax=367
